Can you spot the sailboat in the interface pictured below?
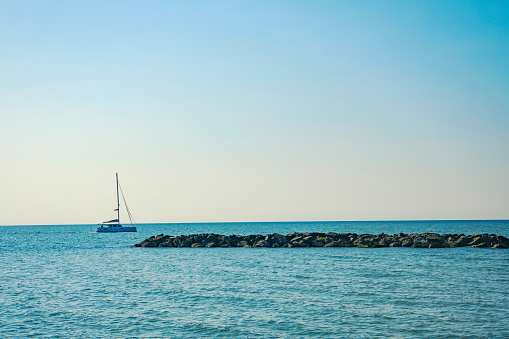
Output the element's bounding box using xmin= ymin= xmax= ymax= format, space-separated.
xmin=97 ymin=173 xmax=137 ymax=232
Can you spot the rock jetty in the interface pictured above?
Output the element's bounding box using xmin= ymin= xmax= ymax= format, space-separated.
xmin=134 ymin=232 xmax=509 ymax=249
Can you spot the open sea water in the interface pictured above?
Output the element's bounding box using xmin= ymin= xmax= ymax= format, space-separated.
xmin=1 ymin=220 xmax=508 ymax=338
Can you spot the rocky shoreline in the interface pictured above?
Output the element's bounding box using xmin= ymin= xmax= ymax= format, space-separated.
xmin=134 ymin=232 xmax=509 ymax=249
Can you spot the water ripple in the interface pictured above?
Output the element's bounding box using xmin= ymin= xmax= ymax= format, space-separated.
xmin=1 ymin=222 xmax=508 ymax=338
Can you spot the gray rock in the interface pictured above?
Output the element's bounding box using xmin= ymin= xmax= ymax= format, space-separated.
xmin=291 ymin=236 xmax=303 ymax=244
xmin=303 ymin=236 xmax=315 ymax=244
xmin=279 ymin=236 xmax=290 ymax=245
xmin=492 ymin=243 xmax=508 ymax=249
xmin=353 ymin=235 xmax=374 ymax=247
xmin=453 ymin=235 xmax=470 ymax=247
xmin=425 ymin=233 xmax=444 ymax=246
xmin=253 ymin=240 xmax=270 ymax=247
xmin=468 ymin=236 xmax=484 ymax=246
xmin=152 ymin=235 xmax=169 ymax=246
xmin=160 ymin=240 xmax=174 ymax=247
xmin=413 ymin=237 xmax=430 ymax=248
xmin=324 ymin=241 xmax=340 ymax=247
xmin=311 ymin=240 xmax=324 ymax=247
xmin=292 ymin=240 xmax=308 ymax=247
xmin=339 ymin=240 xmax=354 ymax=247
xmin=376 ymin=236 xmax=394 ymax=247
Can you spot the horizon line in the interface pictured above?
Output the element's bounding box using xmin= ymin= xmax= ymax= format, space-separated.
xmin=2 ymin=218 xmax=508 ymax=227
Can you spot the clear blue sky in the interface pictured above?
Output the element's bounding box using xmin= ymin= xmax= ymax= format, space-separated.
xmin=1 ymin=1 xmax=508 ymax=225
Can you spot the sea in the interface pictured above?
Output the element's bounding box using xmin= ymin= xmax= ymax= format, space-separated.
xmin=1 ymin=220 xmax=508 ymax=338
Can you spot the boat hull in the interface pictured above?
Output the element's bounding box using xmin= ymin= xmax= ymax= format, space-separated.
xmin=97 ymin=225 xmax=137 ymax=232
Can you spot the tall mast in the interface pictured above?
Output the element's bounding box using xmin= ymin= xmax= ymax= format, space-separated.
xmin=116 ymin=173 xmax=120 ymax=224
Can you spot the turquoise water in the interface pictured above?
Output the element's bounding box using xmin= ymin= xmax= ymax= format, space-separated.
xmin=1 ymin=220 xmax=508 ymax=338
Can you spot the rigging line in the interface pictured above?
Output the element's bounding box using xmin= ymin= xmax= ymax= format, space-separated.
xmin=119 ymin=183 xmax=137 ymax=226
xmin=121 ymin=189 xmax=134 ymax=224
xmin=119 ymin=187 xmax=134 ymax=225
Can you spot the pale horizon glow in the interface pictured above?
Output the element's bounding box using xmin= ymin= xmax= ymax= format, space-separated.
xmin=1 ymin=1 xmax=508 ymax=225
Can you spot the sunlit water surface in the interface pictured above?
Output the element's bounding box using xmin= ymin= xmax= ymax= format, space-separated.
xmin=1 ymin=221 xmax=508 ymax=338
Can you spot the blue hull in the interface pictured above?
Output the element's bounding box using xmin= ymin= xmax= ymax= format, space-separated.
xmin=97 ymin=225 xmax=137 ymax=232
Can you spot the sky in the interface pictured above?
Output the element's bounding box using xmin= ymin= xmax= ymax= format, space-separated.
xmin=1 ymin=1 xmax=508 ymax=225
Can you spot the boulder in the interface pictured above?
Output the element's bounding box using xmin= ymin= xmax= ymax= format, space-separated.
xmin=339 ymin=239 xmax=354 ymax=247
xmin=468 ymin=236 xmax=485 ymax=246
xmin=290 ymin=236 xmax=303 ymax=244
xmin=160 ymin=239 xmax=175 ymax=247
xmin=376 ymin=236 xmax=394 ymax=247
xmin=179 ymin=238 xmax=193 ymax=247
xmin=324 ymin=241 xmax=339 ymax=247
xmin=302 ymin=236 xmax=315 ymax=245
xmin=413 ymin=237 xmax=430 ymax=248
xmin=237 ymin=240 xmax=249 ymax=247
xmin=253 ymin=240 xmax=270 ymax=247
xmin=453 ymin=235 xmax=469 ymax=247
xmin=472 ymin=242 xmax=489 ymax=248
xmin=151 ymin=235 xmax=169 ymax=246
xmin=492 ymin=243 xmax=508 ymax=249
xmin=354 ymin=235 xmax=374 ymax=247
xmin=292 ymin=240 xmax=308 ymax=247
xmin=399 ymin=238 xmax=411 ymax=247
xmin=497 ymin=235 xmax=509 ymax=245
xmin=311 ymin=240 xmax=325 ymax=247
xmin=425 ymin=233 xmax=444 ymax=245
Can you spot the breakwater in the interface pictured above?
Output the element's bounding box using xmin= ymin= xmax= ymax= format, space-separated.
xmin=134 ymin=232 xmax=509 ymax=248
